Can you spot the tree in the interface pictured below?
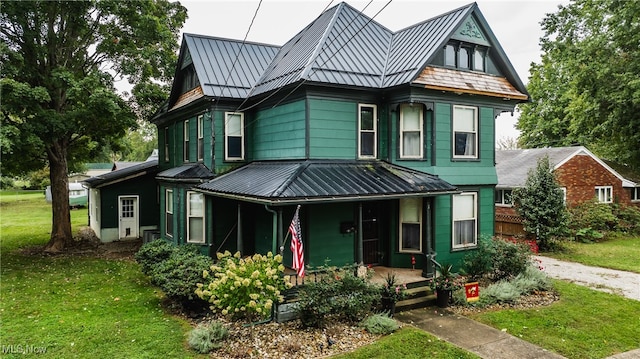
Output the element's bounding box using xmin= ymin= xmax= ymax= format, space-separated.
xmin=512 ymin=156 xmax=568 ymax=251
xmin=0 ymin=1 xmax=186 ymax=252
xmin=517 ymin=0 xmax=640 ymax=169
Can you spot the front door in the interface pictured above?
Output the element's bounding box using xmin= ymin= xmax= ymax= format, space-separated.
xmin=362 ymin=203 xmax=380 ymax=265
xmin=119 ymin=196 xmax=139 ymax=239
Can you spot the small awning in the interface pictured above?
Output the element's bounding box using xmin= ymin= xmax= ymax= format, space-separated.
xmin=156 ymin=163 xmax=215 ymax=183
xmin=196 ymin=160 xmax=458 ymax=205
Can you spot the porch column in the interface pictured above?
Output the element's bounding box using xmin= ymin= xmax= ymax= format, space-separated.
xmin=277 ymin=209 xmax=283 ymax=254
xmin=357 ymin=203 xmax=363 ymax=264
xmin=237 ymin=203 xmax=243 ymax=255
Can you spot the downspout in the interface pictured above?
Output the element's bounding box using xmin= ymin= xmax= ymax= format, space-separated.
xmin=264 ymin=205 xmax=278 ymax=254
xmin=357 ymin=203 xmax=363 ymax=264
xmin=237 ymin=203 xmax=243 ymax=255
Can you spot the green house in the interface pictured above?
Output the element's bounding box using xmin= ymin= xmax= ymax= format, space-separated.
xmin=151 ymin=2 xmax=528 ymax=274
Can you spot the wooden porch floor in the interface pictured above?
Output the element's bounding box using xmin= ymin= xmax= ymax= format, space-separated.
xmin=369 ymin=266 xmax=431 ymax=286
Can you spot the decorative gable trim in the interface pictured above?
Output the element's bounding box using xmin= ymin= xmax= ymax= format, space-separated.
xmin=451 ymin=15 xmax=490 ymax=46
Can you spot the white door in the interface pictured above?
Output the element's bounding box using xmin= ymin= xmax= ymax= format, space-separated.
xmin=119 ymin=196 xmax=139 ymax=239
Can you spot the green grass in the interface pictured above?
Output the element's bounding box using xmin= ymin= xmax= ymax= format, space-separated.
xmin=331 ymin=326 xmax=479 ymax=359
xmin=469 ymin=280 xmax=640 ymax=359
xmin=0 ymin=191 xmax=202 ymax=358
xmin=543 ymin=234 xmax=640 ymax=273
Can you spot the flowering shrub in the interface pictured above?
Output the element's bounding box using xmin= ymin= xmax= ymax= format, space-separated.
xmin=428 ymin=263 xmax=463 ymax=292
xmin=380 ymin=273 xmax=407 ymax=302
xmin=195 ymin=251 xmax=291 ymax=321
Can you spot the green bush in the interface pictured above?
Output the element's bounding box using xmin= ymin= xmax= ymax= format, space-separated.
xmin=135 ymin=239 xmax=175 ymax=275
xmin=195 ymin=251 xmax=290 ymax=321
xmin=612 ymin=205 xmax=640 ymax=234
xmin=478 ymin=280 xmax=522 ymax=305
xmin=476 ymin=265 xmax=552 ymax=307
xmin=295 ymin=265 xmax=380 ymax=328
xmin=462 ymin=236 xmax=531 ymax=281
xmin=360 ymin=312 xmax=399 ymax=335
xmin=187 ymin=320 xmax=229 ymax=354
xmin=511 ymin=265 xmax=552 ymax=293
xmin=568 ymin=199 xmax=616 ymax=233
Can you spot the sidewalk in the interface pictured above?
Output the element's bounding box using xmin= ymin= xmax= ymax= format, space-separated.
xmin=395 ymin=307 xmax=566 ymax=359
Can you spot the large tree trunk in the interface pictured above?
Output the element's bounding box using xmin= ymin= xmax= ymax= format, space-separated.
xmin=44 ymin=140 xmax=73 ymax=253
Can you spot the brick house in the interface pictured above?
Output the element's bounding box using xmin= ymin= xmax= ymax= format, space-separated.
xmin=495 ymin=146 xmax=639 ymax=236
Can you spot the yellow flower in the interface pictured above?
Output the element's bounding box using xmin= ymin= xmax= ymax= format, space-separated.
xmin=243 ymin=278 xmax=251 ymax=286
xmin=249 ymin=293 xmax=259 ymax=300
xmin=251 ymin=270 xmax=260 ymax=279
xmin=274 ymin=254 xmax=283 ymax=263
xmin=249 ymin=300 xmax=257 ymax=307
xmin=267 ymin=251 xmax=273 ymax=258
xmin=256 ymin=307 xmax=262 ymax=313
xmin=202 ymin=270 xmax=209 ymax=279
xmin=222 ymin=309 xmax=228 ymax=315
xmin=277 ymin=264 xmax=285 ymax=272
xmin=234 ymin=251 xmax=241 ymax=259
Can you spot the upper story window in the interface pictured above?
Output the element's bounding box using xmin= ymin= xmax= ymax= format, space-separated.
xmin=399 ymin=197 xmax=422 ymax=253
xmin=225 ymin=112 xmax=244 ymax=161
xmin=595 ymin=186 xmax=613 ymax=203
xmin=453 ymin=105 xmax=478 ymax=159
xmin=183 ymin=120 xmax=190 ymax=162
xmin=453 ymin=192 xmax=477 ymax=249
xmin=197 ymin=115 xmax=204 ymax=161
xmin=494 ymin=189 xmax=512 ymax=206
xmin=444 ymin=43 xmax=486 ymax=72
xmin=164 ymin=127 xmax=170 ymax=162
xmin=400 ymin=104 xmax=423 ymax=159
xmin=358 ymin=104 xmax=377 ymax=159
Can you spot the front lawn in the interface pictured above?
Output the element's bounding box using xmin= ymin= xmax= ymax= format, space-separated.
xmin=543 ymin=234 xmax=640 ymax=273
xmin=469 ymin=280 xmax=640 ymax=359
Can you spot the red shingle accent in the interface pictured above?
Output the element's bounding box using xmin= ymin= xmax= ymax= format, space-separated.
xmin=413 ymin=67 xmax=528 ymax=100
xmin=170 ymin=86 xmax=204 ymax=111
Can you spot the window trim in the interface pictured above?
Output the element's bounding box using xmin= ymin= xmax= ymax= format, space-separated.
xmin=494 ymin=189 xmax=512 ymax=207
xmin=452 ymin=105 xmax=478 ymax=159
xmin=186 ymin=191 xmax=205 ymax=244
xmin=164 ymin=127 xmax=170 ymax=162
xmin=165 ymin=189 xmax=173 ymax=237
xmin=595 ymin=186 xmax=613 ymax=203
xmin=452 ymin=192 xmax=478 ymax=250
xmin=399 ymin=197 xmax=422 ymax=253
xmin=197 ymin=115 xmax=204 ymax=161
xmin=358 ymin=104 xmax=377 ymax=159
xmin=183 ymin=120 xmax=190 ymax=162
xmin=224 ymin=112 xmax=245 ymax=161
xmin=399 ymin=104 xmax=423 ymax=159
xmin=631 ymin=187 xmax=640 ymax=202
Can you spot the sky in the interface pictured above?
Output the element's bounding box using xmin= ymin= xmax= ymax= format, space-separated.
xmin=176 ymin=0 xmax=569 ymax=142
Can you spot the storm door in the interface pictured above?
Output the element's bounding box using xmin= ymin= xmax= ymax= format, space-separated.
xmin=362 ymin=203 xmax=380 ymax=265
xmin=118 ymin=196 xmax=139 ymax=239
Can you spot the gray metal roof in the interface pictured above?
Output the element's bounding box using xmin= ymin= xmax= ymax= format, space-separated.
xmin=196 ymin=160 xmax=457 ymax=205
xmin=183 ymin=34 xmax=280 ymax=99
xmin=83 ymin=160 xmax=159 ymax=188
xmin=156 ymin=163 xmax=215 ymax=181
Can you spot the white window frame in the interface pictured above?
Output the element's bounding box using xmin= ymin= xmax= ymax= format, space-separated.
xmin=631 ymin=187 xmax=640 ymax=202
xmin=165 ymin=189 xmax=173 ymax=237
xmin=186 ymin=191 xmax=205 ymax=244
xmin=595 ymin=186 xmax=613 ymax=203
xmin=399 ymin=197 xmax=422 ymax=253
xmin=494 ymin=189 xmax=512 ymax=207
xmin=452 ymin=105 xmax=478 ymax=159
xmin=164 ymin=127 xmax=170 ymax=162
xmin=452 ymin=192 xmax=477 ymax=249
xmin=197 ymin=115 xmax=204 ymax=161
xmin=224 ymin=112 xmax=244 ymax=161
xmin=560 ymin=187 xmax=567 ymax=205
xmin=358 ymin=104 xmax=377 ymax=159
xmin=183 ymin=120 xmax=190 ymax=162
xmin=399 ymin=104 xmax=423 ymax=159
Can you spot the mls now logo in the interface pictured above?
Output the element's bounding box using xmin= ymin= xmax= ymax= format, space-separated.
xmin=2 ymin=344 xmax=47 ymax=354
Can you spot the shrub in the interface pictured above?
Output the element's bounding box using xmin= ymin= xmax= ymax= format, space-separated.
xmin=478 ymin=280 xmax=522 ymax=306
xmin=568 ymin=199 xmax=616 ymax=239
xmin=135 ymin=239 xmax=175 ymax=276
xmin=462 ymin=236 xmax=532 ymax=281
xmin=295 ymin=265 xmax=380 ymax=328
xmin=511 ymin=265 xmax=552 ymax=293
xmin=612 ymin=205 xmax=640 ymax=234
xmin=151 ymin=245 xmax=213 ymax=301
xmin=195 ymin=251 xmax=290 ymax=321
xmin=187 ymin=321 xmax=229 ymax=354
xmin=475 ymin=265 xmax=552 ymax=307
xmin=360 ymin=312 xmax=399 ymax=335
xmin=461 ymin=235 xmax=495 ymax=279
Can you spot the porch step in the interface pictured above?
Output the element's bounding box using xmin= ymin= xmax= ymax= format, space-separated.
xmin=396 ymin=282 xmax=436 ymax=311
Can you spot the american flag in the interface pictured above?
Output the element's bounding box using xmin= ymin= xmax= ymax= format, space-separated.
xmin=289 ymin=205 xmax=305 ymax=278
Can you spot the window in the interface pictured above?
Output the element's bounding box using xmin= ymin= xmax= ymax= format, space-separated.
xmin=225 ymin=112 xmax=244 ymax=161
xmin=595 ymin=186 xmax=613 ymax=203
xmin=164 ymin=127 xmax=170 ymax=162
xmin=358 ymin=104 xmax=377 ymax=158
xmin=183 ymin=120 xmax=190 ymax=162
xmin=631 ymin=187 xmax=640 ymax=202
xmin=458 ymin=47 xmax=470 ymax=69
xmin=453 ymin=193 xmax=477 ymax=249
xmin=473 ymin=48 xmax=485 ymax=71
xmin=453 ymin=105 xmax=477 ymax=158
xmin=400 ymin=198 xmax=422 ymax=252
xmin=494 ymin=189 xmax=512 ymax=206
xmin=400 ymin=104 xmax=423 ymax=159
xmin=445 ymin=44 xmax=456 ymax=67
xmin=165 ymin=189 xmax=173 ymax=237
xmin=443 ymin=42 xmax=487 ymax=72
xmin=560 ymin=187 xmax=567 ymax=205
xmin=187 ymin=191 xmax=205 ymax=243
xmin=197 ymin=115 xmax=204 ymax=161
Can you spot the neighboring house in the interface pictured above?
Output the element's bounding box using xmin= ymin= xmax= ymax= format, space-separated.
xmin=45 ymin=182 xmax=88 ymax=208
xmin=151 ymin=2 xmax=528 ymax=273
xmin=83 ymin=152 xmax=160 ymax=242
xmin=495 ymin=146 xmax=639 ymax=236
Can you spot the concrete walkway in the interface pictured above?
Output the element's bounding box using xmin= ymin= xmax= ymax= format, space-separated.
xmin=395 ymin=257 xmax=640 ymax=358
xmin=535 ymin=256 xmax=640 ymax=301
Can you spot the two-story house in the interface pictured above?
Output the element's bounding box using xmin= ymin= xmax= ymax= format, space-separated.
xmin=150 ymin=2 xmax=528 ymax=273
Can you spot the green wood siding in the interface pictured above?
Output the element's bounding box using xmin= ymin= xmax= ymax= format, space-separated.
xmin=306 ymin=203 xmax=355 ymax=267
xmin=98 ymin=176 xmax=158 ymax=229
xmin=252 ymin=101 xmax=306 ymax=160
xmin=308 ymin=99 xmax=356 ymax=159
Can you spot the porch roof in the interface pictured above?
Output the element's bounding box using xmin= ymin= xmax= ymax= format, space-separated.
xmin=156 ymin=163 xmax=215 ymax=183
xmin=195 ymin=160 xmax=458 ymax=205
xmin=83 ymin=160 xmax=159 ymax=188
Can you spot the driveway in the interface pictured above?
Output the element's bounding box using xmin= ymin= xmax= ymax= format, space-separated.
xmin=535 ymin=256 xmax=640 ymax=301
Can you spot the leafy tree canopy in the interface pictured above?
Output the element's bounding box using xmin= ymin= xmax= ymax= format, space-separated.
xmin=517 ymin=0 xmax=640 ymax=168
xmin=0 ymin=0 xmax=186 ymax=251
